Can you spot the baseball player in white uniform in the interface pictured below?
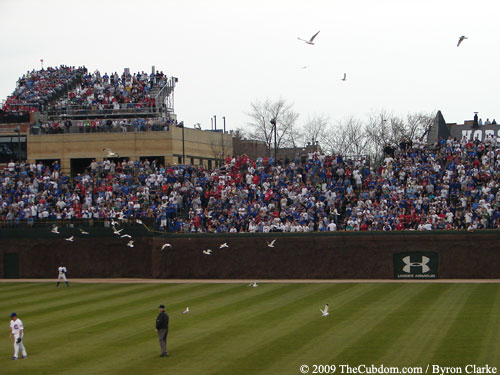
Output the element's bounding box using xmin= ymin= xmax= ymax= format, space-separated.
xmin=9 ymin=312 xmax=27 ymax=360
xmin=56 ymin=265 xmax=70 ymax=287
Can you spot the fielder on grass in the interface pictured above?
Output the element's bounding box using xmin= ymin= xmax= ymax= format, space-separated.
xmin=56 ymin=265 xmax=70 ymax=287
xmin=9 ymin=312 xmax=27 ymax=360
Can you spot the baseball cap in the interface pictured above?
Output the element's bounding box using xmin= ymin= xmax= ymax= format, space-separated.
xmin=10 ymin=312 xmax=17 ymax=318
xmin=158 ymin=304 xmax=165 ymax=309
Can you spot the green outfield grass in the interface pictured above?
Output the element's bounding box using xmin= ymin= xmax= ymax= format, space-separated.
xmin=0 ymin=282 xmax=499 ymax=375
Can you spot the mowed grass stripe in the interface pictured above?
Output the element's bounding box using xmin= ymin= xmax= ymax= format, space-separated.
xmin=30 ymin=283 xmax=293 ymax=375
xmin=387 ymin=284 xmax=476 ymax=366
xmin=329 ymin=284 xmax=451 ymax=365
xmin=430 ymin=284 xmax=500 ymax=366
xmin=24 ymin=283 xmax=200 ymax=343
xmin=28 ymin=284 xmax=244 ymax=354
xmin=208 ymin=284 xmax=412 ymax=375
xmin=51 ymin=284 xmax=328 ymax=374
xmin=477 ymin=284 xmax=500 ymax=364
xmin=258 ymin=284 xmax=422 ymax=375
xmin=0 ymin=282 xmax=63 ymax=300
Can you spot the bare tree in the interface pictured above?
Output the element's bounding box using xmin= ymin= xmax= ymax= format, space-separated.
xmin=324 ymin=116 xmax=369 ymax=156
xmin=210 ymin=134 xmax=231 ymax=167
xmin=246 ymin=98 xmax=300 ymax=156
xmin=302 ymin=114 xmax=329 ymax=149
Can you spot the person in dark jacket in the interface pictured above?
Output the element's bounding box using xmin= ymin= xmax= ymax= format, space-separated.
xmin=155 ymin=304 xmax=169 ymax=356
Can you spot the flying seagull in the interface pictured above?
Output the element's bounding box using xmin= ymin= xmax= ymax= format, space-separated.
xmin=161 ymin=243 xmax=172 ymax=251
xmin=267 ymin=239 xmax=276 ymax=248
xmin=219 ymin=243 xmax=229 ymax=249
xmin=65 ymin=236 xmax=74 ymax=242
xmin=120 ymin=234 xmax=132 ymax=239
xmin=79 ymin=229 xmax=89 ymax=235
xmin=51 ymin=226 xmax=60 ymax=234
xmin=457 ymin=35 xmax=467 ymax=47
xmin=136 ymin=219 xmax=143 ymax=225
xmin=103 ymin=148 xmax=119 ymax=158
xmin=320 ymin=304 xmax=329 ymax=317
xmin=298 ymin=30 xmax=320 ymax=45
xmin=126 ymin=240 xmax=134 ymax=248
xmin=183 ymin=307 xmax=190 ymax=314
xmin=249 ymin=281 xmax=259 ymax=288
xmin=113 ymin=228 xmax=123 ymax=235
xmin=301 ymin=65 xmax=308 ymax=69
xmin=111 ymin=220 xmax=119 ymax=227
xmin=341 ymin=73 xmax=347 ymax=81
xmin=203 ymin=249 xmax=212 ymax=255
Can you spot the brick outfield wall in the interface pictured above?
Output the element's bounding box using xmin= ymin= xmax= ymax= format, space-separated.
xmin=0 ymin=233 xmax=499 ymax=279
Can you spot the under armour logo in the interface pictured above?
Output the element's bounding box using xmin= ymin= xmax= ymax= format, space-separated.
xmin=402 ymin=256 xmax=430 ymax=273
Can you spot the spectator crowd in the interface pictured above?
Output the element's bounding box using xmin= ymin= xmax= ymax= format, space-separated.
xmin=1 ymin=135 xmax=500 ymax=233
xmin=2 ymin=66 xmax=86 ymax=112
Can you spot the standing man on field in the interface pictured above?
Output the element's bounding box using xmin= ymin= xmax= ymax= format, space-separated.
xmin=155 ymin=304 xmax=169 ymax=357
xmin=9 ymin=313 xmax=27 ymax=360
xmin=56 ymin=265 xmax=69 ymax=287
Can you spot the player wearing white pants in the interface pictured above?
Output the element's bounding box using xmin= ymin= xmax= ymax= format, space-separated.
xmin=56 ymin=266 xmax=69 ymax=287
xmin=9 ymin=313 xmax=27 ymax=360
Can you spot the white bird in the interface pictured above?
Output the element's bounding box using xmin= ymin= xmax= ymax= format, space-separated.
xmin=111 ymin=220 xmax=119 ymax=227
xmin=320 ymin=304 xmax=329 ymax=317
xmin=203 ymin=249 xmax=212 ymax=255
xmin=457 ymin=35 xmax=468 ymax=47
xmin=341 ymin=73 xmax=347 ymax=81
xmin=65 ymin=236 xmax=74 ymax=242
xmin=136 ymin=219 xmax=143 ymax=225
xmin=219 ymin=243 xmax=229 ymax=249
xmin=161 ymin=243 xmax=172 ymax=251
xmin=301 ymin=65 xmax=308 ymax=69
xmin=79 ymin=229 xmax=89 ymax=235
xmin=113 ymin=228 xmax=123 ymax=235
xmin=249 ymin=281 xmax=259 ymax=288
xmin=103 ymin=148 xmax=119 ymax=158
xmin=51 ymin=226 xmax=59 ymax=234
xmin=126 ymin=240 xmax=134 ymax=248
xmin=183 ymin=307 xmax=190 ymax=314
xmin=120 ymin=234 xmax=132 ymax=239
xmin=298 ymin=30 xmax=320 ymax=45
xmin=267 ymin=239 xmax=276 ymax=248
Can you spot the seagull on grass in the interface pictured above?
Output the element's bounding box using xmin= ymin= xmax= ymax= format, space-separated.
xmin=320 ymin=304 xmax=329 ymax=317
xmin=203 ymin=249 xmax=212 ymax=255
xmin=65 ymin=236 xmax=74 ymax=242
xmin=120 ymin=234 xmax=132 ymax=239
xmin=298 ymin=30 xmax=320 ymax=45
xmin=267 ymin=239 xmax=276 ymax=248
xmin=457 ymin=35 xmax=467 ymax=47
xmin=126 ymin=240 xmax=134 ymax=248
xmin=183 ymin=307 xmax=190 ymax=314
xmin=219 ymin=243 xmax=229 ymax=249
xmin=51 ymin=226 xmax=60 ymax=234
xmin=161 ymin=243 xmax=172 ymax=251
xmin=103 ymin=148 xmax=119 ymax=158
xmin=249 ymin=281 xmax=259 ymax=288
xmin=79 ymin=229 xmax=89 ymax=235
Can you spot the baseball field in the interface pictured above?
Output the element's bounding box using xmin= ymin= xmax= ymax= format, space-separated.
xmin=1 ymin=281 xmax=499 ymax=375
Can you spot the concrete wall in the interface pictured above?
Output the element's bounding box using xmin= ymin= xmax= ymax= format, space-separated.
xmin=1 ymin=232 xmax=499 ymax=279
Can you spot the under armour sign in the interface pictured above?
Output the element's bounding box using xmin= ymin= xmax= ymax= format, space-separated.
xmin=394 ymin=252 xmax=439 ymax=279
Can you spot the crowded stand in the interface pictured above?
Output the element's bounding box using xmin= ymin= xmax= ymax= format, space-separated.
xmin=1 ymin=135 xmax=500 ymax=233
xmin=2 ymin=66 xmax=86 ymax=112
xmin=30 ymin=117 xmax=178 ymax=134
xmin=2 ymin=66 xmax=169 ymax=114
xmin=48 ymin=70 xmax=167 ymax=113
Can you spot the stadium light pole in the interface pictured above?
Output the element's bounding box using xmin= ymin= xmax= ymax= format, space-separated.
xmin=181 ymin=123 xmax=185 ymax=165
xmin=14 ymin=126 xmax=21 ymax=161
xmin=270 ymin=118 xmax=277 ymax=163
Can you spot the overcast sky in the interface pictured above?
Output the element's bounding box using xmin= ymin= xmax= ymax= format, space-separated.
xmin=1 ymin=0 xmax=499 ymax=134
